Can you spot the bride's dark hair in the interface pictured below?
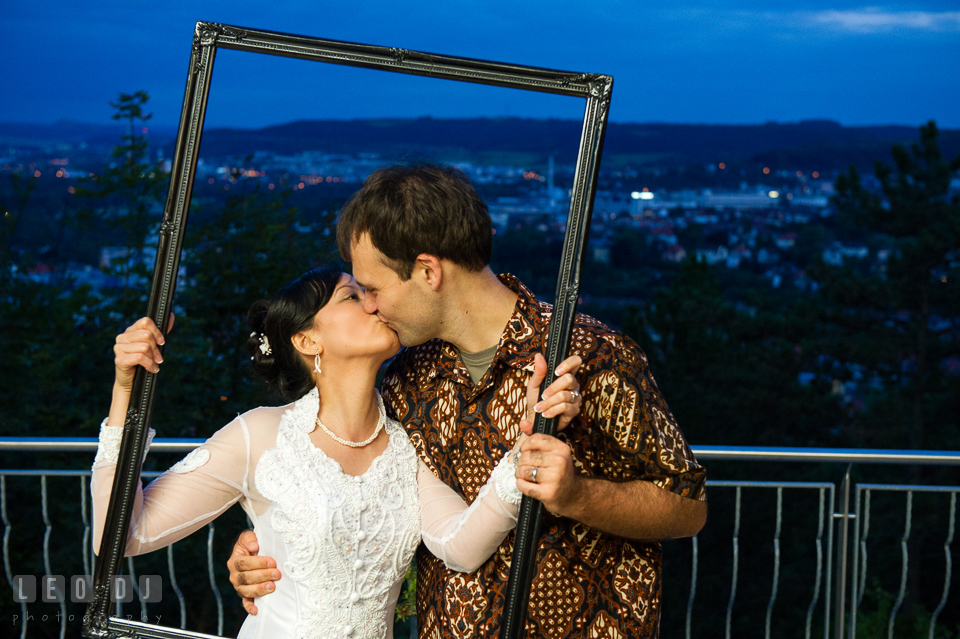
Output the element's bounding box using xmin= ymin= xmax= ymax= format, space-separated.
xmin=247 ymin=265 xmax=343 ymax=401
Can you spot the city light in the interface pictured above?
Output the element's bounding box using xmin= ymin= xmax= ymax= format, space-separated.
xmin=639 ymin=192 xmax=654 ymax=200
xmin=768 ymin=191 xmax=779 ymax=198
xmin=631 ymin=191 xmax=641 ymax=199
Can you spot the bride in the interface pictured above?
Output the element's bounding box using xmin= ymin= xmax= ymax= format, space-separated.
xmin=92 ymin=265 xmax=581 ymax=639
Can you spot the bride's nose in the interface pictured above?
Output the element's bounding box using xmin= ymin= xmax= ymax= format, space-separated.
xmin=360 ymin=291 xmax=377 ymax=314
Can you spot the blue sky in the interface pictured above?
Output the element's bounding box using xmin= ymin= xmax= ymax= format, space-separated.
xmin=2 ymin=1 xmax=958 ymax=128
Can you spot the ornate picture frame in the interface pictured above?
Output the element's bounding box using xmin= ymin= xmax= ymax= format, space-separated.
xmin=85 ymin=21 xmax=612 ymax=639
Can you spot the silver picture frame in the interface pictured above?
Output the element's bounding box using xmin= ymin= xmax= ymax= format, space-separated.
xmin=84 ymin=20 xmax=612 ymax=639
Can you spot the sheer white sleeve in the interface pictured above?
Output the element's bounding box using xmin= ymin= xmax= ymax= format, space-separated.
xmin=418 ymin=451 xmax=521 ymax=573
xmin=91 ymin=414 xmax=252 ymax=557
xmin=92 ymin=418 xmax=155 ymax=468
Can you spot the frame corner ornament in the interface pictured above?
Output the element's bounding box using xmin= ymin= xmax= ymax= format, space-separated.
xmin=81 ymin=601 xmax=111 ymax=638
xmin=195 ymin=21 xmax=247 ymax=48
xmin=590 ymin=74 xmax=614 ymax=99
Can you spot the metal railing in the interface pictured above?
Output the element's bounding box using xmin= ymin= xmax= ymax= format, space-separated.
xmin=1 ymin=439 xmax=958 ymax=639
xmin=0 ymin=469 xmax=226 ymax=639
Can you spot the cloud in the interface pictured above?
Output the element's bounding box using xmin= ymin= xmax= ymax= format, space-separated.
xmin=807 ymin=8 xmax=960 ymax=33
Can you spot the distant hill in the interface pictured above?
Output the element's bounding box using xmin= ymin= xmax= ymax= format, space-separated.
xmin=3 ymin=118 xmax=957 ymax=172
xmin=0 ymin=121 xmax=178 ymax=149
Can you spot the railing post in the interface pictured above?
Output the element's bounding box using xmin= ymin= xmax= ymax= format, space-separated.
xmin=833 ymin=464 xmax=852 ymax=639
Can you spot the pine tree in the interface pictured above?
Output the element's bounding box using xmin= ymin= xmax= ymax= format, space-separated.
xmin=75 ymin=90 xmax=166 ymax=316
xmin=830 ymin=121 xmax=960 ymax=450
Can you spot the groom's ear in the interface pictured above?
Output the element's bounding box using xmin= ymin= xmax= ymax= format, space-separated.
xmin=414 ymin=254 xmax=443 ymax=291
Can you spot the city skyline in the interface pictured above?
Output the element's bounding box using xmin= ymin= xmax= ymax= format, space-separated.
xmin=2 ymin=1 xmax=959 ymax=130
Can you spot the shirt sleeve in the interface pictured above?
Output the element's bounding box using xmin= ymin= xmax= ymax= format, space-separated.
xmin=418 ymin=452 xmax=521 ymax=573
xmin=91 ymin=414 xmax=252 ymax=556
xmin=580 ymin=332 xmax=707 ymax=501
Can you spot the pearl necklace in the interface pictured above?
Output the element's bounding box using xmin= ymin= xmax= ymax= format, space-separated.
xmin=315 ymin=391 xmax=386 ymax=448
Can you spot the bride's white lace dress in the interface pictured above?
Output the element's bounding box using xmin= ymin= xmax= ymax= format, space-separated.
xmin=92 ymin=388 xmax=521 ymax=639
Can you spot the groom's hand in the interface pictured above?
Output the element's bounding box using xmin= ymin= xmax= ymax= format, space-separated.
xmin=227 ymin=530 xmax=280 ymax=615
xmin=515 ymin=432 xmax=583 ymax=517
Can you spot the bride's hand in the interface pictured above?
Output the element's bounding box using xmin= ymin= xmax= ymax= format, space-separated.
xmin=519 ymin=353 xmax=583 ymax=439
xmin=113 ymin=315 xmax=174 ymax=392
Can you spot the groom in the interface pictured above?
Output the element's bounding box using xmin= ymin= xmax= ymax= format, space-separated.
xmin=229 ymin=164 xmax=706 ymax=638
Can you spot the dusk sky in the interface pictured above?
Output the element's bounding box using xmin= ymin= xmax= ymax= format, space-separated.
xmin=3 ymin=1 xmax=959 ymax=129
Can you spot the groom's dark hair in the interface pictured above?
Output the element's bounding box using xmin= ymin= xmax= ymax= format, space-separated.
xmin=336 ymin=163 xmax=492 ymax=280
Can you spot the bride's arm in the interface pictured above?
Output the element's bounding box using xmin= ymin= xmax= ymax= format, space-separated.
xmin=417 ymin=450 xmax=522 ymax=573
xmin=92 ymin=317 xmax=252 ymax=556
xmin=417 ymin=352 xmax=584 ymax=572
xmin=91 ymin=416 xmax=252 ymax=556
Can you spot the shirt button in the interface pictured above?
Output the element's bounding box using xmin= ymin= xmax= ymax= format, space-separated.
xmin=357 ymin=530 xmax=366 ymax=541
xmin=354 ymin=559 xmax=363 ymax=570
xmin=344 ymin=626 xmax=353 ymax=636
xmin=349 ymin=592 xmax=360 ymax=603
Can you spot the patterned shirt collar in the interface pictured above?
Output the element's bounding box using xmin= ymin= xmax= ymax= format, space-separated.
xmin=418 ymin=273 xmax=544 ymax=391
xmin=493 ymin=273 xmax=546 ymax=371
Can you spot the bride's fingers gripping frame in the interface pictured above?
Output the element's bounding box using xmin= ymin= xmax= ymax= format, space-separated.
xmin=521 ymin=353 xmax=583 ymax=436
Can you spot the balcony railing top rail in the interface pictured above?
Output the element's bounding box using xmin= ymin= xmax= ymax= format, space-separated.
xmin=3 ymin=438 xmax=959 ymax=465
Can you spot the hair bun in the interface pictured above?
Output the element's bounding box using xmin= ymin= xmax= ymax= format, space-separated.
xmin=245 ymin=266 xmax=342 ymax=401
xmin=246 ymin=300 xmax=273 ymax=368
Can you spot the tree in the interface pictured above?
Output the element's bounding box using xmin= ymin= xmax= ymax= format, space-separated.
xmin=0 ymin=167 xmax=117 ymax=441
xmin=75 ymin=90 xmax=167 ymax=316
xmin=830 ymin=121 xmax=960 ymax=450
xmin=623 ymin=256 xmax=842 ymax=449
xmin=153 ymin=168 xmax=339 ymax=437
xmin=0 ymin=172 xmax=35 ymax=287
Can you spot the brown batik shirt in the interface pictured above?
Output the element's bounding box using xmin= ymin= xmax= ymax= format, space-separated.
xmin=380 ymin=274 xmax=706 ymax=639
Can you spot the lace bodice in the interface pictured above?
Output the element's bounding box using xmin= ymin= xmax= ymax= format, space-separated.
xmin=92 ymin=388 xmax=522 ymax=639
xmin=254 ymin=390 xmax=421 ymax=638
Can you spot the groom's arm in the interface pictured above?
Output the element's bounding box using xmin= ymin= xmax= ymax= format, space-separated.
xmin=515 ymin=334 xmax=707 ymax=541
xmin=227 ymin=530 xmax=280 ymax=616
xmin=517 ymin=434 xmax=707 ymax=540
